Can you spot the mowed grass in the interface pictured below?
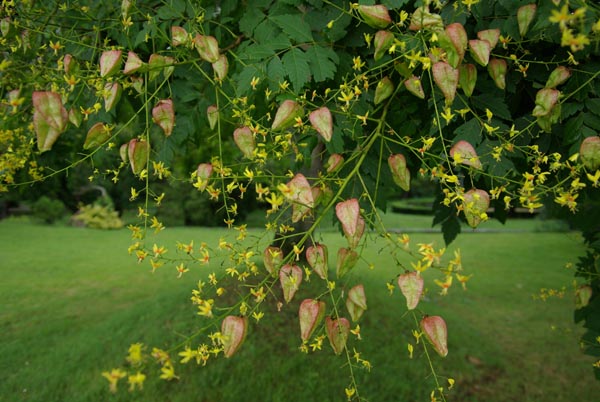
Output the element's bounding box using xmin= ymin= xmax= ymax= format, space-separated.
xmin=0 ymin=216 xmax=598 ymax=402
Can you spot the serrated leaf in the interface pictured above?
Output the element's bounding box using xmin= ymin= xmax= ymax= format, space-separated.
xmin=453 ymin=118 xmax=482 ymax=146
xmin=270 ymin=14 xmax=313 ymax=43
xmin=282 ymin=48 xmax=311 ymax=92
xmin=472 ymin=93 xmax=511 ymax=120
xmin=239 ymin=8 xmax=265 ymax=36
xmin=442 ymin=215 xmax=461 ymax=245
xmin=306 ymin=45 xmax=338 ymax=83
xmin=267 ymin=56 xmax=285 ymax=91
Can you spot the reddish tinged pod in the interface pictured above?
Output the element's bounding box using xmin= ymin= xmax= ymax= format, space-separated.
xmin=196 ymin=163 xmax=213 ymax=192
xmin=463 ymin=189 xmax=490 ymax=228
xmin=280 ymin=264 xmax=303 ymax=303
xmin=580 ymin=136 xmax=600 ymax=171
xmin=119 ymin=143 xmax=128 ymax=163
xmin=272 ymin=100 xmax=304 ymax=131
xmin=488 ymin=58 xmax=507 ymax=90
xmin=123 ymin=51 xmax=144 ymax=75
xmin=212 ymin=54 xmax=228 ymax=81
xmin=404 ymin=76 xmax=425 ymax=99
xmin=335 ymin=197 xmax=366 ymax=248
xmin=194 ymin=34 xmax=220 ymax=63
xmin=299 ymin=299 xmax=326 ymax=341
xmin=432 ymin=62 xmax=459 ymax=103
xmin=450 ymin=140 xmax=482 ymax=169
xmin=233 ymin=126 xmax=255 ymax=159
xmin=306 ymin=243 xmax=328 ymax=280
xmin=357 ymin=4 xmax=391 ymax=29
xmin=575 ymin=285 xmax=593 ymax=309
xmin=374 ymin=76 xmax=394 ymax=105
xmin=127 ymin=139 xmax=150 ymax=175
xmin=532 ymin=88 xmax=560 ymax=117
xmin=99 ymin=50 xmax=122 ymax=77
xmin=83 ymin=122 xmax=111 ymax=150
xmin=103 ymin=82 xmax=122 ymax=112
xmin=286 ymin=173 xmax=315 ymax=223
xmin=388 ymin=154 xmax=411 ymax=191
xmin=221 ymin=315 xmax=247 ymax=358
xmin=346 ymin=284 xmax=367 ymax=322
xmin=458 ymin=63 xmax=477 ymax=97
xmin=171 ymin=26 xmax=188 ymax=47
xmin=546 ymin=66 xmax=571 ymax=88
xmin=130 ymin=76 xmax=144 ymax=94
xmin=420 ymin=315 xmax=448 ymax=357
xmin=325 ymin=153 xmax=344 ymax=174
xmin=325 ymin=316 xmax=350 ymax=355
xmin=32 ymin=91 xmax=68 ymax=152
xmin=68 ymin=108 xmax=82 ymax=128
xmin=263 ymin=246 xmax=283 ymax=276
xmin=63 ymin=54 xmax=78 ymax=75
xmin=469 ymin=39 xmax=491 ymax=67
xmin=148 ymin=54 xmax=175 ymax=81
xmin=409 ymin=6 xmax=444 ymax=31
xmin=477 ymin=29 xmax=500 ymax=49
xmin=309 ymin=107 xmax=333 ymax=142
xmin=207 ymin=105 xmax=218 ymax=130
xmin=336 ymin=247 xmax=359 ymax=278
xmin=152 ymin=99 xmax=175 ymax=137
xmin=517 ymin=4 xmax=537 ymax=38
xmin=374 ymin=30 xmax=394 ymax=61
xmin=397 ymin=272 xmax=424 ymax=310
xmin=441 ymin=23 xmax=467 ymax=68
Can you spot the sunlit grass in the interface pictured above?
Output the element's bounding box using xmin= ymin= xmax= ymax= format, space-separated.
xmin=0 ymin=218 xmax=596 ymax=402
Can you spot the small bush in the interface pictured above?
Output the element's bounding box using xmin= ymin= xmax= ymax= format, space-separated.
xmin=31 ymin=196 xmax=66 ymax=224
xmin=71 ymin=203 xmax=123 ymax=229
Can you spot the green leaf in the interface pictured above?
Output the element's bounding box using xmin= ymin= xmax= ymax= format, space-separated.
xmin=586 ymin=99 xmax=600 ymax=117
xmin=442 ymin=214 xmax=461 ymax=245
xmin=235 ymin=63 xmax=265 ymax=94
xmin=267 ymin=56 xmax=286 ymax=91
xmin=453 ymin=118 xmax=482 ymax=146
xmin=270 ymin=14 xmax=313 ymax=43
xmin=306 ymin=45 xmax=338 ymax=83
xmin=239 ymin=7 xmax=265 ymax=36
xmin=472 ymin=93 xmax=511 ymax=120
xmin=282 ymin=48 xmax=311 ymax=91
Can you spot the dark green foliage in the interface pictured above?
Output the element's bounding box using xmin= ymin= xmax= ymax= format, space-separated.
xmin=31 ymin=196 xmax=66 ymax=224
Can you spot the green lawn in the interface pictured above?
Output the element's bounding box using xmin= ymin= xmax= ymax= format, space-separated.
xmin=0 ymin=216 xmax=597 ymax=402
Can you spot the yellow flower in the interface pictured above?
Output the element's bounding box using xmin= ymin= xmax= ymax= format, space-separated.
xmin=101 ymin=369 xmax=127 ymax=393
xmin=128 ymin=371 xmax=146 ymax=391
xmin=159 ymin=362 xmax=179 ymax=381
